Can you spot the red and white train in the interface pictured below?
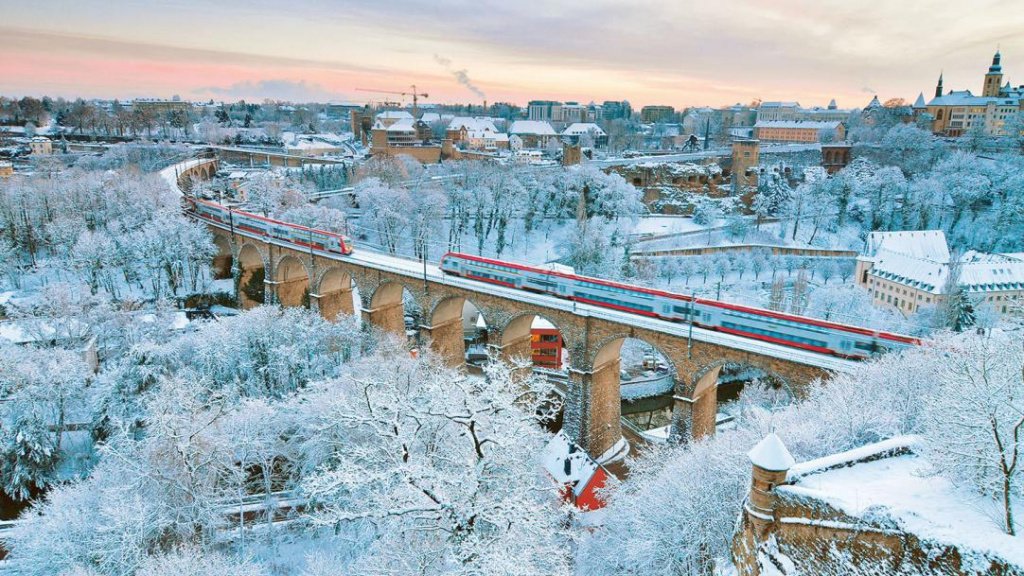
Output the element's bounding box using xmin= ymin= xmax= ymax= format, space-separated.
xmin=183 ymin=192 xmax=916 ymax=360
xmin=439 ymin=252 xmax=920 ymax=359
xmin=184 ymin=196 xmax=354 ymax=255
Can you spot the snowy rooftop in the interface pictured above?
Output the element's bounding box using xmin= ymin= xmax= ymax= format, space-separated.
xmin=385 ymin=118 xmax=417 ymax=132
xmin=466 ymin=130 xmax=509 ymax=141
xmin=376 ymin=110 xmax=414 ymax=120
xmin=864 ymin=230 xmax=950 ymax=262
xmin=760 ymin=101 xmax=801 ymax=108
xmin=509 ymin=120 xmax=557 ymax=136
xmin=748 ymin=433 xmax=795 ymax=471
xmin=928 ymin=90 xmax=1018 ymax=107
xmin=540 ymin=431 xmax=599 ymax=497
xmin=865 ymin=232 xmax=1024 ymax=294
xmin=448 ymin=116 xmax=499 ymax=133
xmin=869 ymin=250 xmax=947 ymax=293
xmin=563 ymin=123 xmax=606 ymax=136
xmin=779 ymin=437 xmax=1024 ymax=568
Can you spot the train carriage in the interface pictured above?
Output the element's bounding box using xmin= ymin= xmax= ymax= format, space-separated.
xmin=183 ymin=196 xmax=354 ymax=256
xmin=439 ymin=252 xmax=918 ymax=360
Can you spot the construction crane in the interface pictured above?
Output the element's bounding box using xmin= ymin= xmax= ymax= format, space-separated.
xmin=354 ymin=85 xmax=429 ymax=117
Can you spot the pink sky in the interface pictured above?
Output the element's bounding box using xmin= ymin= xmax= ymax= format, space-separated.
xmin=1 ymin=0 xmax=1022 ymax=109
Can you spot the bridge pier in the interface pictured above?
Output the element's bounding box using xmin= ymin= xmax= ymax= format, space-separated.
xmin=236 ymin=266 xmax=265 ymax=309
xmin=313 ymin=286 xmax=355 ymax=321
xmin=276 ymin=277 xmax=309 ymax=308
xmin=670 ymin=365 xmax=723 ymax=442
xmin=489 ymin=330 xmax=533 ymax=379
xmin=362 ymin=301 xmax=405 ymax=335
xmin=565 ymin=358 xmax=623 ymax=462
xmin=421 ymin=316 xmax=465 ymax=367
xmin=263 ymin=279 xmax=280 ymax=305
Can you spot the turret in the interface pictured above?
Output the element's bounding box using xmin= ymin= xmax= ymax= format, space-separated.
xmin=746 ymin=433 xmax=795 ymax=538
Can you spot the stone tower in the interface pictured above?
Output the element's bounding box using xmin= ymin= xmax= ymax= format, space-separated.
xmin=983 ymin=50 xmax=1003 ymax=97
xmin=731 ymin=139 xmax=760 ymax=195
xmin=745 ymin=433 xmax=795 ymax=538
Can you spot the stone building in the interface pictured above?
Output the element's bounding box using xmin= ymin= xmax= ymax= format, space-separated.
xmin=820 ymin=142 xmax=851 ymax=174
xmin=753 ymin=120 xmax=846 ymax=143
xmin=0 ymin=160 xmax=13 ymax=178
xmin=609 ymin=160 xmax=726 ymax=215
xmin=731 ymin=139 xmax=760 ymax=194
xmin=640 ymin=105 xmax=676 ymax=123
xmin=29 ymin=136 xmax=52 ymax=155
xmin=926 ymin=51 xmax=1024 ymax=137
xmin=855 ymin=230 xmax=1024 ymax=316
xmin=369 ymin=117 xmax=442 ymax=163
xmin=733 ymin=435 xmax=1024 ymax=575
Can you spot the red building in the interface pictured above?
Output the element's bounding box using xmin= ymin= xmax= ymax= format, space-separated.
xmin=531 ymin=327 xmax=563 ymax=369
xmin=540 ymin=431 xmax=610 ymax=511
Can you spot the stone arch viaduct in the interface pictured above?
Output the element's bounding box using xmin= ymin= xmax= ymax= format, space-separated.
xmin=169 ymin=157 xmax=853 ymax=462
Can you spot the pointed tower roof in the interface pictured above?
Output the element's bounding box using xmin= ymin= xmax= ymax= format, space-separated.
xmin=913 ymin=92 xmax=926 ymax=108
xmin=990 ymin=49 xmax=1002 ymax=73
xmin=749 ymin=433 xmax=796 ymax=472
xmin=866 ymin=95 xmax=882 ymax=108
xmin=827 ymin=98 xmax=837 ymax=110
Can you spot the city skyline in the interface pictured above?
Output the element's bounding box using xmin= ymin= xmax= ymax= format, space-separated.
xmin=1 ymin=0 xmax=1023 ymax=108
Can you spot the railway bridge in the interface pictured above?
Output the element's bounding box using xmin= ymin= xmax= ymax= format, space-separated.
xmin=167 ymin=158 xmax=849 ymax=462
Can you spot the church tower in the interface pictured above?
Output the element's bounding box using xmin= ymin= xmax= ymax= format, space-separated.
xmin=934 ymin=72 xmax=944 ymax=98
xmin=983 ymin=50 xmax=1003 ymax=97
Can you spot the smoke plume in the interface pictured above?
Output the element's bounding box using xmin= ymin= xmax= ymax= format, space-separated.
xmin=434 ymin=53 xmax=486 ymax=100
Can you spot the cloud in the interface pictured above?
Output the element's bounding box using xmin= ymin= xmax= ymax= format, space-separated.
xmin=196 ymin=79 xmax=341 ymax=102
xmin=861 ymin=86 xmax=876 ymax=93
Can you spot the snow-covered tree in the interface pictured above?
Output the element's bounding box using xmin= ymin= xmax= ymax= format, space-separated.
xmin=922 ymin=330 xmax=1024 ymax=535
xmin=299 ymin=344 xmax=572 ymax=575
xmin=354 ymin=178 xmax=410 ymax=254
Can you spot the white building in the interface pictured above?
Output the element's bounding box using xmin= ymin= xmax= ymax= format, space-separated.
xmin=855 ymin=230 xmax=1024 ymax=316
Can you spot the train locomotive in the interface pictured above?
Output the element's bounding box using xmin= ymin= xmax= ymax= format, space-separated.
xmin=439 ymin=252 xmax=919 ymax=360
xmin=184 ymin=196 xmax=354 ymax=255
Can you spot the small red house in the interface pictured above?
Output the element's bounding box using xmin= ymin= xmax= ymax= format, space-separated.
xmin=540 ymin=431 xmax=610 ymax=511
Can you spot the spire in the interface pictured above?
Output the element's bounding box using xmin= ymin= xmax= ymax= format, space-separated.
xmin=988 ymin=49 xmax=1002 ymax=74
xmin=914 ymin=92 xmax=926 ymax=108
xmin=935 ymin=71 xmax=944 ymax=98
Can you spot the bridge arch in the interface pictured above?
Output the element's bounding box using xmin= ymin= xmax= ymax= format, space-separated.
xmin=315 ymin=266 xmax=356 ymax=322
xmin=366 ymin=280 xmax=418 ymax=336
xmin=683 ymin=359 xmax=795 ymax=440
xmin=237 ymin=243 xmax=267 ymax=309
xmin=426 ymin=295 xmax=487 ymax=366
xmin=499 ymin=312 xmax=570 ymax=371
xmin=273 ymin=255 xmax=311 ymax=308
xmin=577 ymin=334 xmax=678 ymax=459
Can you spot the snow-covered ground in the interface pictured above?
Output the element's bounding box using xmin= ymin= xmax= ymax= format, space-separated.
xmin=781 ymin=442 xmax=1024 ymax=568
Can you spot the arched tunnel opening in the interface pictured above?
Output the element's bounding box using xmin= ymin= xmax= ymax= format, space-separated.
xmin=615 ymin=339 xmax=675 ymax=441
xmin=714 ymin=363 xmax=792 ymax=427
